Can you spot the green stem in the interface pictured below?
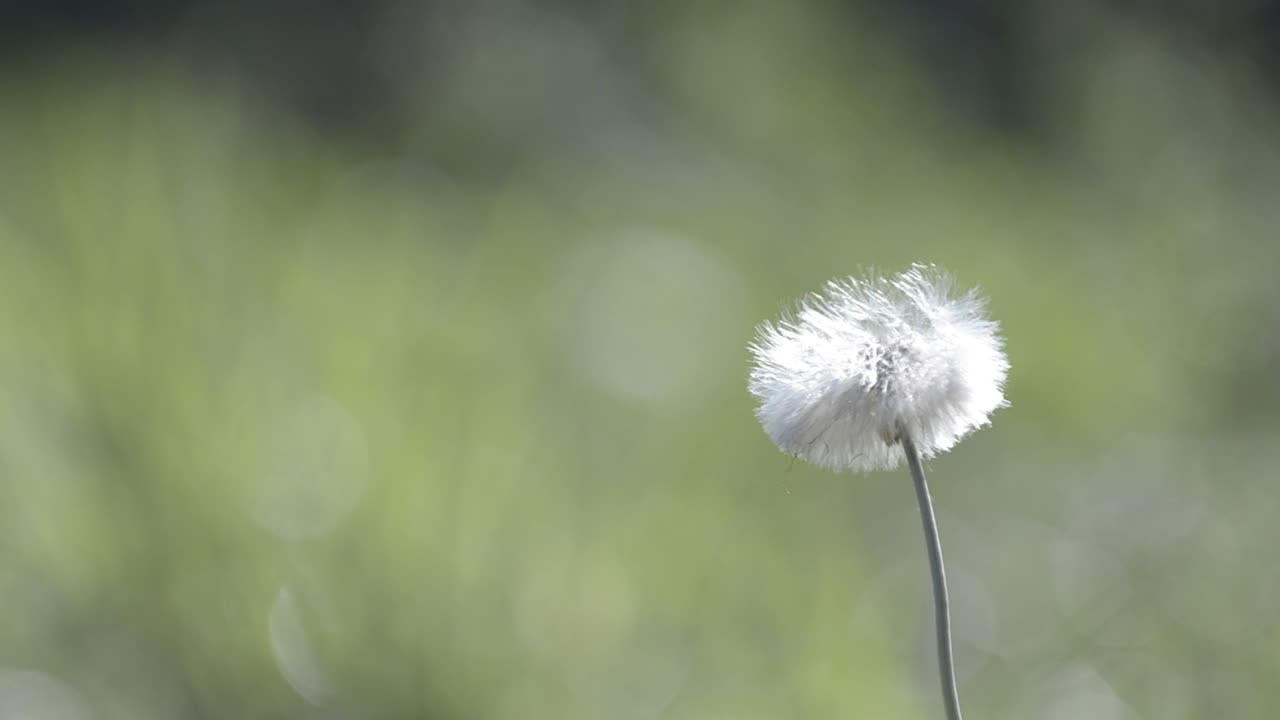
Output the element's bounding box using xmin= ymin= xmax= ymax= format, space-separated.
xmin=902 ymin=432 xmax=963 ymax=720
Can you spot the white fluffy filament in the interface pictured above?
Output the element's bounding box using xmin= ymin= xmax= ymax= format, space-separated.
xmin=749 ymin=264 xmax=1008 ymax=472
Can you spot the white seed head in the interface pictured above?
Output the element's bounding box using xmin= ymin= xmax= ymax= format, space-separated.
xmin=748 ymin=264 xmax=1008 ymax=472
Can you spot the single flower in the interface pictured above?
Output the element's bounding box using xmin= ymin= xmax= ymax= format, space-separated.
xmin=748 ymin=264 xmax=1008 ymax=472
xmin=749 ymin=263 xmax=1008 ymax=720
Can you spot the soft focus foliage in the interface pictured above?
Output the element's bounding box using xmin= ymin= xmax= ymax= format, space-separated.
xmin=1 ymin=3 xmax=1279 ymax=718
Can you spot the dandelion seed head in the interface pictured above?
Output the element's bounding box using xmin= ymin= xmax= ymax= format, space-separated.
xmin=748 ymin=264 xmax=1008 ymax=472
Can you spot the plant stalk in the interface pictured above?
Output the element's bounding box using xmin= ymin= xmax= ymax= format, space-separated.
xmin=901 ymin=432 xmax=963 ymax=720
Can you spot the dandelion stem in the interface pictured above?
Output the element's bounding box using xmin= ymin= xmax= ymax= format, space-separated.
xmin=901 ymin=432 xmax=963 ymax=720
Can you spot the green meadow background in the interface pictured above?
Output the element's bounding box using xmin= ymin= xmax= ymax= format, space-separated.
xmin=1 ymin=3 xmax=1277 ymax=718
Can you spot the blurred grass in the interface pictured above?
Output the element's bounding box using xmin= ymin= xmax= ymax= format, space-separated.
xmin=0 ymin=58 xmax=921 ymax=719
xmin=1 ymin=3 xmax=1279 ymax=718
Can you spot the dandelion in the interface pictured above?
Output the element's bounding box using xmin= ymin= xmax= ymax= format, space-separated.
xmin=749 ymin=264 xmax=1007 ymax=472
xmin=748 ymin=264 xmax=1008 ymax=720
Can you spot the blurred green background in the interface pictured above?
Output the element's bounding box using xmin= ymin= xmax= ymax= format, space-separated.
xmin=2 ymin=1 xmax=1278 ymax=718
